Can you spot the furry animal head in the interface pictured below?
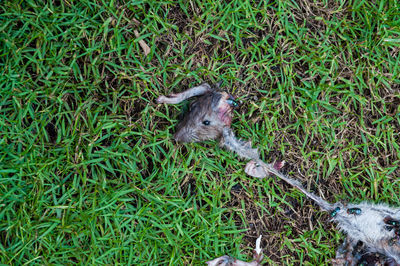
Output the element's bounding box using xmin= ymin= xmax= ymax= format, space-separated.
xmin=173 ymin=90 xmax=237 ymax=143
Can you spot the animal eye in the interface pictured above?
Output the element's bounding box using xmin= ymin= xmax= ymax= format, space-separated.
xmin=203 ymin=120 xmax=210 ymax=125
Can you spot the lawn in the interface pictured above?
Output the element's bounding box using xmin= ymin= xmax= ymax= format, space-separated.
xmin=1 ymin=0 xmax=399 ymax=264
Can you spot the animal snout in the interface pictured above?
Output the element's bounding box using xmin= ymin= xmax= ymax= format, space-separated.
xmin=173 ymin=129 xmax=192 ymax=143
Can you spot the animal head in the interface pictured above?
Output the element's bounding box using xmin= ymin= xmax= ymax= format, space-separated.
xmin=173 ymin=91 xmax=237 ymax=143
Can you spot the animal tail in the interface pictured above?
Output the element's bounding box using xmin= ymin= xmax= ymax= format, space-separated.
xmin=258 ymin=160 xmax=334 ymax=211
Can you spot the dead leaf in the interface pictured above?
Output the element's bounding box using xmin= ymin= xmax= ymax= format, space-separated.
xmin=134 ymin=30 xmax=150 ymax=56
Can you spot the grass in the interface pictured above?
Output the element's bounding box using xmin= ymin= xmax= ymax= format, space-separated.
xmin=0 ymin=0 xmax=399 ymax=264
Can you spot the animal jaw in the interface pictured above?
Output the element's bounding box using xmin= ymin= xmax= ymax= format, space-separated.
xmin=216 ymin=92 xmax=236 ymax=127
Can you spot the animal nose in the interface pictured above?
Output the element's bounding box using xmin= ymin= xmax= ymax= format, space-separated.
xmin=173 ymin=130 xmax=192 ymax=143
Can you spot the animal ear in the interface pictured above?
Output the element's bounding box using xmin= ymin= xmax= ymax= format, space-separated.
xmin=188 ymin=101 xmax=198 ymax=111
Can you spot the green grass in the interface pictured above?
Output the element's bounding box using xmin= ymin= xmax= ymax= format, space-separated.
xmin=1 ymin=0 xmax=399 ymax=264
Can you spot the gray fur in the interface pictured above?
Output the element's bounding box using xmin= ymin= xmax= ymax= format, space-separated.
xmin=245 ymin=158 xmax=400 ymax=264
xmin=157 ymin=82 xmax=234 ymax=143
